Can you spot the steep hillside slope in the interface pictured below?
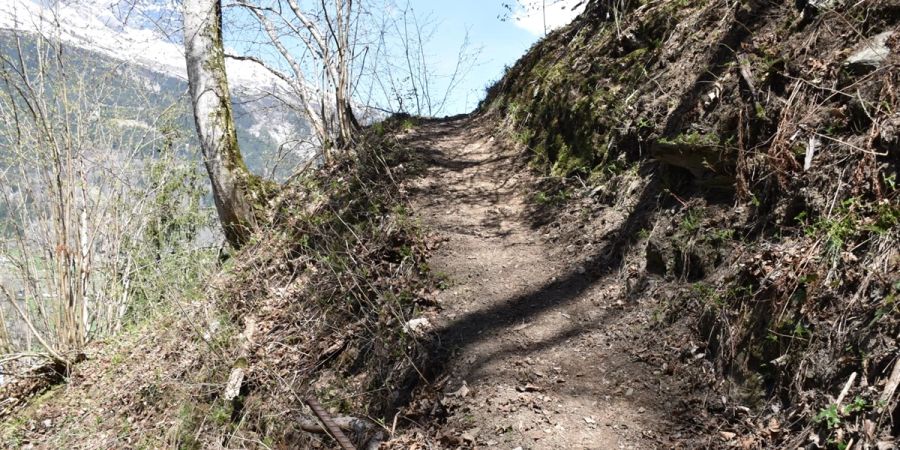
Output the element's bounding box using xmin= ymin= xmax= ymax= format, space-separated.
xmin=478 ymin=0 xmax=899 ymax=447
xmin=0 ymin=1 xmax=897 ymax=449
xmin=0 ymin=125 xmax=435 ymax=448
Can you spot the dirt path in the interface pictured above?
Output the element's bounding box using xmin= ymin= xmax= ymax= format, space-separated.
xmin=405 ymin=117 xmax=677 ymax=449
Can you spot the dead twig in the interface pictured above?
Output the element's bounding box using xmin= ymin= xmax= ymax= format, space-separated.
xmin=835 ymin=371 xmax=857 ymax=408
xmin=736 ymin=53 xmax=758 ymax=99
xmin=879 ymin=359 xmax=900 ymax=410
xmin=0 ymin=285 xmax=65 ymax=363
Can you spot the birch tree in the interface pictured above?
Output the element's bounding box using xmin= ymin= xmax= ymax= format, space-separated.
xmin=184 ymin=0 xmax=271 ymax=247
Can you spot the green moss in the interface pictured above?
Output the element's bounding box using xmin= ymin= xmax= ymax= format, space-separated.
xmin=659 ymin=131 xmax=721 ymax=148
xmin=680 ymin=207 xmax=703 ymax=233
xmin=482 ymin=0 xmax=684 ymax=179
xmin=532 ymin=187 xmax=570 ymax=206
xmin=615 ymin=47 xmax=652 ymax=84
xmin=209 ymin=403 xmax=233 ymax=426
xmin=551 ymin=141 xmax=591 ymax=176
xmin=198 ymin=5 xmax=248 ymax=176
xmin=400 ymin=117 xmax=418 ymax=130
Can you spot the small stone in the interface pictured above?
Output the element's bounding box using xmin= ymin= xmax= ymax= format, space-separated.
xmin=845 ymin=31 xmax=893 ymax=72
xmin=403 ymin=318 xmax=432 ymax=336
xmin=449 ymin=381 xmax=470 ymax=398
xmin=807 ymin=0 xmax=841 ymax=11
xmin=224 ymin=367 xmax=245 ymax=401
xmin=517 ymin=384 xmax=542 ymax=393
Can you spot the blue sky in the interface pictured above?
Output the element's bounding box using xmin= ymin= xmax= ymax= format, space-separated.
xmin=404 ymin=0 xmax=584 ymax=114
xmin=214 ymin=0 xmax=585 ymax=116
xmin=0 ymin=0 xmax=582 ymax=116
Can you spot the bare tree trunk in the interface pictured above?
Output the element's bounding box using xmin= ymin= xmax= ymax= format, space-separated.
xmin=326 ymin=0 xmax=359 ymax=147
xmin=184 ymin=0 xmax=267 ymax=247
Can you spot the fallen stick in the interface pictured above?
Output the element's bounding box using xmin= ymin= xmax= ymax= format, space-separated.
xmin=836 ymin=372 xmax=857 ymax=408
xmin=305 ymin=396 xmax=356 ymax=449
xmin=298 ymin=414 xmax=376 ymax=437
xmin=879 ymin=359 xmax=900 ymax=409
xmin=736 ymin=54 xmax=759 ymax=99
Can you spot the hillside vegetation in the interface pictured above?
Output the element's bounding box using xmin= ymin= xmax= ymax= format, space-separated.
xmin=0 ymin=30 xmax=311 ymax=181
xmin=0 ymin=0 xmax=897 ymax=449
xmin=482 ymin=0 xmax=899 ymax=446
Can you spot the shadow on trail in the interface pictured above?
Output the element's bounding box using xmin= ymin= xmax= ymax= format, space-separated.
xmin=404 ymin=117 xmax=531 ymax=239
xmin=425 ymin=165 xmax=664 ymax=379
xmin=399 ymin=116 xmax=667 ymax=369
xmin=393 ymin=116 xmax=712 ymax=442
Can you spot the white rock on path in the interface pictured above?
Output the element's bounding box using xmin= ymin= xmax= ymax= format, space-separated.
xmin=845 ymin=31 xmax=894 ymax=71
xmin=403 ymin=317 xmax=432 ymax=336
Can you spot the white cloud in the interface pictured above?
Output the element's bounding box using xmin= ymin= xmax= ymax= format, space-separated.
xmin=513 ymin=0 xmax=585 ymax=36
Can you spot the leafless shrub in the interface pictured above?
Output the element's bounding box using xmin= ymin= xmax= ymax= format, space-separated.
xmin=0 ymin=29 xmax=214 ymax=365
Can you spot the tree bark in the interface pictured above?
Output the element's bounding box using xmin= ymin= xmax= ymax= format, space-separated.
xmin=184 ymin=0 xmax=266 ymax=247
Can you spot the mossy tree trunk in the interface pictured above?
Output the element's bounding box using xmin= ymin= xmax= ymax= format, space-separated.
xmin=184 ymin=0 xmax=268 ymax=247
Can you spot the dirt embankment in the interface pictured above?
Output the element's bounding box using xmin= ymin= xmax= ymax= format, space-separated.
xmin=469 ymin=0 xmax=900 ymax=448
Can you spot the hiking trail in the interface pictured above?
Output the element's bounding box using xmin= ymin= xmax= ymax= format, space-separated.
xmin=405 ymin=117 xmax=680 ymax=449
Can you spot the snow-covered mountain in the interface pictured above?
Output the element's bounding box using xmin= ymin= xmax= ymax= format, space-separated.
xmin=1 ymin=0 xmax=184 ymax=76
xmin=0 ymin=0 xmax=315 ymax=178
xmin=0 ymin=0 xmax=290 ymax=93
